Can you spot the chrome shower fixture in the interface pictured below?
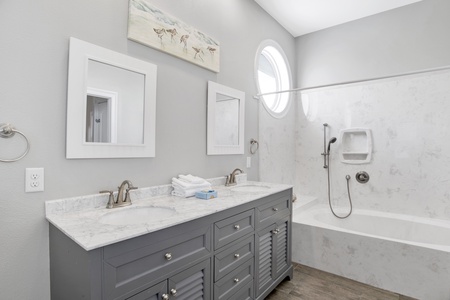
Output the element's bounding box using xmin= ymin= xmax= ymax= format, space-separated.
xmin=355 ymin=171 xmax=370 ymax=184
xmin=322 ymin=124 xmax=328 ymax=168
xmin=322 ymin=123 xmax=353 ymax=219
xmin=321 ymin=123 xmax=337 ymax=168
xmin=327 ymin=137 xmax=337 ymax=153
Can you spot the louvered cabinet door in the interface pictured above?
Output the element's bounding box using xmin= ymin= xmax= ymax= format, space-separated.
xmin=126 ymin=281 xmax=167 ymax=300
xmin=255 ymin=223 xmax=277 ymax=296
xmin=255 ymin=216 xmax=291 ymax=297
xmin=168 ymin=259 xmax=211 ymax=300
xmin=272 ymin=217 xmax=290 ymax=279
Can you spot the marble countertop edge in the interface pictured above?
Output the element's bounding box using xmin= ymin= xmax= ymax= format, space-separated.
xmin=46 ymin=178 xmax=293 ymax=251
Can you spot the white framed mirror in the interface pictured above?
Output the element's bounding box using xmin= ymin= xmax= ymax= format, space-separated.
xmin=207 ymin=81 xmax=245 ymax=155
xmin=66 ymin=37 xmax=157 ymax=158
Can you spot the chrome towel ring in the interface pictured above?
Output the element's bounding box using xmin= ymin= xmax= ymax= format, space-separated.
xmin=0 ymin=123 xmax=30 ymax=162
xmin=250 ymin=138 xmax=259 ymax=154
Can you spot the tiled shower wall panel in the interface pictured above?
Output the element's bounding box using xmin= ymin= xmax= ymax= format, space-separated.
xmin=295 ymin=69 xmax=450 ymax=220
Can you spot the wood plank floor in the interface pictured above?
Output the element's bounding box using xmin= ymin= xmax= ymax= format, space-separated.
xmin=265 ymin=263 xmax=418 ymax=300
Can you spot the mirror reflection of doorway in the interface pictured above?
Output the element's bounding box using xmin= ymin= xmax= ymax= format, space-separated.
xmin=86 ymin=96 xmax=109 ymax=143
xmin=85 ymin=88 xmax=118 ymax=143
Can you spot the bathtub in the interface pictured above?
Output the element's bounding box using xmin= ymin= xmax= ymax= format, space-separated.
xmin=291 ymin=201 xmax=450 ymax=300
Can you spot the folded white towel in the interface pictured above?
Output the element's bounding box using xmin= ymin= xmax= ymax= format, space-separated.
xmin=172 ymin=183 xmax=211 ymax=193
xmin=178 ymin=174 xmax=206 ymax=184
xmin=171 ymin=175 xmax=211 ymax=198
xmin=172 ymin=177 xmax=211 ymax=189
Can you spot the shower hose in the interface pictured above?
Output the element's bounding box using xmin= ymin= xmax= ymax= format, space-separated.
xmin=326 ymin=154 xmax=353 ymax=219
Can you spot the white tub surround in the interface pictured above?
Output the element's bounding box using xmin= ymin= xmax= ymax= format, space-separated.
xmin=45 ymin=176 xmax=292 ymax=251
xmin=295 ymin=69 xmax=450 ymax=220
xmin=292 ymin=203 xmax=450 ymax=300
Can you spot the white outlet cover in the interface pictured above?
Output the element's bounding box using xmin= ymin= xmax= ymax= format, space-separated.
xmin=25 ymin=168 xmax=44 ymax=192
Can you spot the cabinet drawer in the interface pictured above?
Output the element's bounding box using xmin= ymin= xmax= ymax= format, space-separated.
xmin=226 ymin=280 xmax=254 ymax=300
xmin=214 ymin=258 xmax=254 ymax=300
xmin=214 ymin=234 xmax=254 ymax=281
xmin=214 ymin=209 xmax=254 ymax=249
xmin=256 ymin=195 xmax=290 ymax=228
xmin=103 ymin=225 xmax=211 ymax=300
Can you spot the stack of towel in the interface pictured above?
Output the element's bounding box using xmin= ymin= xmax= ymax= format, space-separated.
xmin=171 ymin=174 xmax=211 ymax=198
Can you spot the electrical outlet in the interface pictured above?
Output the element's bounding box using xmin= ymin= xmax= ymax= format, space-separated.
xmin=246 ymin=157 xmax=252 ymax=168
xmin=25 ymin=168 xmax=44 ymax=192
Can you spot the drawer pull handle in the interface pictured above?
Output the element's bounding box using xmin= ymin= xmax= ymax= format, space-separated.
xmin=170 ymin=288 xmax=177 ymax=296
xmin=272 ymin=207 xmax=278 ymax=211
xmin=162 ymin=294 xmax=169 ymax=300
xmin=165 ymin=253 xmax=172 ymax=261
xmin=234 ymin=253 xmax=240 ymax=259
xmin=234 ymin=278 xmax=240 ymax=283
xmin=234 ymin=224 xmax=240 ymax=230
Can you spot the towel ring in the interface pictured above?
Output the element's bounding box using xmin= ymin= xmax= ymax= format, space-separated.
xmin=0 ymin=123 xmax=30 ymax=162
xmin=250 ymin=138 xmax=259 ymax=154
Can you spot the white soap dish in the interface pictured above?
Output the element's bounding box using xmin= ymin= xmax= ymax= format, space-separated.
xmin=339 ymin=128 xmax=372 ymax=164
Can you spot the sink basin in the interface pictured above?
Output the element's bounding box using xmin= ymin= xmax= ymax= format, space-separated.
xmin=100 ymin=207 xmax=176 ymax=225
xmin=231 ymin=184 xmax=271 ymax=193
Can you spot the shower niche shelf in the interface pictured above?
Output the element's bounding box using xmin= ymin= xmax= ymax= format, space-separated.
xmin=339 ymin=128 xmax=372 ymax=164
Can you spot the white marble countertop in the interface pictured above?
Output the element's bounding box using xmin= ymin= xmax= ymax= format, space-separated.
xmin=45 ymin=179 xmax=292 ymax=251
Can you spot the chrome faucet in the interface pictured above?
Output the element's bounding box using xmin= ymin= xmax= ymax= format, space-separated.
xmin=225 ymin=168 xmax=244 ymax=186
xmin=100 ymin=180 xmax=138 ymax=209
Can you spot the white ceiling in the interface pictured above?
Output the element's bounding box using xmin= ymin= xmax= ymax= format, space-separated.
xmin=255 ymin=0 xmax=422 ymax=37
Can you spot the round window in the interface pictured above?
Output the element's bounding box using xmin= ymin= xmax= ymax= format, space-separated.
xmin=255 ymin=40 xmax=292 ymax=118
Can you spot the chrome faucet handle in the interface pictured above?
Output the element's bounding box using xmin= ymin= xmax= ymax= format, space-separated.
xmin=100 ymin=190 xmax=115 ymax=209
xmin=355 ymin=171 xmax=370 ymax=184
xmin=225 ymin=175 xmax=231 ymax=186
xmin=124 ymin=186 xmax=138 ymax=203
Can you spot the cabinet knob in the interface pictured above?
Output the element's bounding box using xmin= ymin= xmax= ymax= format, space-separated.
xmin=234 ymin=278 xmax=240 ymax=283
xmin=234 ymin=253 xmax=240 ymax=259
xmin=162 ymin=294 xmax=169 ymax=300
xmin=272 ymin=228 xmax=280 ymax=235
xmin=164 ymin=253 xmax=172 ymax=261
xmin=272 ymin=207 xmax=278 ymax=211
xmin=170 ymin=288 xmax=177 ymax=296
xmin=234 ymin=224 xmax=240 ymax=230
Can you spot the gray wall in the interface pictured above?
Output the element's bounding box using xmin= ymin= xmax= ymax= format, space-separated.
xmin=0 ymin=0 xmax=295 ymax=299
xmin=296 ymin=0 xmax=450 ymax=89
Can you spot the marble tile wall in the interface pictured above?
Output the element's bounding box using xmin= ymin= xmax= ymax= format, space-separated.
xmin=295 ymin=69 xmax=450 ymax=220
xmin=260 ymin=68 xmax=450 ymax=220
xmin=259 ymin=101 xmax=297 ymax=186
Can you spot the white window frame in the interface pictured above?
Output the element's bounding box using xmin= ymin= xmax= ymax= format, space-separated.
xmin=254 ymin=40 xmax=292 ymax=118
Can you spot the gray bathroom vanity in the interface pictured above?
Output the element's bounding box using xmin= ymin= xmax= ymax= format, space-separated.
xmin=47 ymin=181 xmax=293 ymax=300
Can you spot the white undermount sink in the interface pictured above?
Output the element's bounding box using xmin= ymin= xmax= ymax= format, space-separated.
xmin=230 ymin=184 xmax=271 ymax=193
xmin=99 ymin=206 xmax=176 ymax=225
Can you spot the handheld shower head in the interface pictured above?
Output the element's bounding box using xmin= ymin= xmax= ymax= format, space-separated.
xmin=327 ymin=137 xmax=337 ymax=153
